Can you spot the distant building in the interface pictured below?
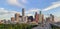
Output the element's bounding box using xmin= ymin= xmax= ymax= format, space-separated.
xmin=22 ymin=8 xmax=25 ymax=22
xmin=39 ymin=11 xmax=43 ymax=23
xmin=28 ymin=16 xmax=33 ymax=22
xmin=11 ymin=17 xmax=15 ymax=22
xmin=15 ymin=13 xmax=20 ymax=22
xmin=7 ymin=20 xmax=11 ymax=24
xmin=0 ymin=20 xmax=4 ymax=24
xmin=52 ymin=15 xmax=54 ymax=22
xmin=19 ymin=16 xmax=22 ymax=22
xmin=42 ymin=14 xmax=44 ymax=24
xmin=3 ymin=19 xmax=6 ymax=24
xmin=46 ymin=17 xmax=50 ymax=22
xmin=24 ymin=16 xmax=28 ymax=23
xmin=35 ymin=12 xmax=39 ymax=23
xmin=50 ymin=14 xmax=54 ymax=22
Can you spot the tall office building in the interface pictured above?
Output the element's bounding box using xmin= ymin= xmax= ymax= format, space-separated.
xmin=28 ymin=16 xmax=33 ymax=22
xmin=42 ymin=14 xmax=44 ymax=23
xmin=52 ymin=15 xmax=54 ymax=22
xmin=15 ymin=13 xmax=20 ymax=22
xmin=24 ymin=16 xmax=28 ymax=23
xmin=22 ymin=8 xmax=25 ymax=22
xmin=35 ymin=12 xmax=39 ymax=23
xmin=46 ymin=17 xmax=50 ymax=22
xmin=39 ymin=11 xmax=42 ymax=23
xmin=11 ymin=17 xmax=15 ymax=21
xmin=50 ymin=14 xmax=54 ymax=22
xmin=19 ymin=16 xmax=22 ymax=22
xmin=22 ymin=8 xmax=25 ymax=16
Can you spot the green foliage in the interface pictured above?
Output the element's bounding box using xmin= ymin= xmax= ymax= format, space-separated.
xmin=0 ymin=24 xmax=34 ymax=29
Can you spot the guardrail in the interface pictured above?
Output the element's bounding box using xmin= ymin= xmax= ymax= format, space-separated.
xmin=50 ymin=23 xmax=60 ymax=27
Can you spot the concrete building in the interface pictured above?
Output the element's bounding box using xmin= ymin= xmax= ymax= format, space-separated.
xmin=39 ymin=11 xmax=43 ymax=23
xmin=35 ymin=12 xmax=39 ymax=23
xmin=22 ymin=8 xmax=25 ymax=22
xmin=19 ymin=16 xmax=22 ymax=22
xmin=46 ymin=17 xmax=51 ymax=22
xmin=28 ymin=16 xmax=33 ymax=22
xmin=15 ymin=13 xmax=20 ymax=22
xmin=50 ymin=14 xmax=54 ymax=22
xmin=11 ymin=17 xmax=15 ymax=22
xmin=24 ymin=16 xmax=28 ymax=23
xmin=42 ymin=14 xmax=44 ymax=24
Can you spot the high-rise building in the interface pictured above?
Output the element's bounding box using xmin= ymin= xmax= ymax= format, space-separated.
xmin=15 ymin=13 xmax=20 ymax=22
xmin=19 ymin=16 xmax=22 ymax=22
xmin=35 ymin=12 xmax=39 ymax=23
xmin=28 ymin=16 xmax=33 ymax=22
xmin=11 ymin=17 xmax=15 ymax=21
xmin=39 ymin=11 xmax=42 ymax=23
xmin=42 ymin=14 xmax=44 ymax=23
xmin=22 ymin=8 xmax=25 ymax=16
xmin=46 ymin=17 xmax=50 ymax=22
xmin=22 ymin=8 xmax=25 ymax=22
xmin=24 ymin=16 xmax=28 ymax=23
xmin=52 ymin=15 xmax=54 ymax=21
xmin=50 ymin=14 xmax=54 ymax=22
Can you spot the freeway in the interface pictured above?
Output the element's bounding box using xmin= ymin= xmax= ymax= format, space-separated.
xmin=32 ymin=22 xmax=52 ymax=29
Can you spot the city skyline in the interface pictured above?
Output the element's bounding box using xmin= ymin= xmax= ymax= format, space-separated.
xmin=0 ymin=0 xmax=60 ymax=22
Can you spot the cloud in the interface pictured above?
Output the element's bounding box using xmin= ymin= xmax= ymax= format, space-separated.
xmin=26 ymin=14 xmax=33 ymax=16
xmin=0 ymin=8 xmax=20 ymax=20
xmin=26 ymin=8 xmax=41 ymax=13
xmin=7 ymin=0 xmax=25 ymax=7
xmin=25 ymin=8 xmax=41 ymax=18
xmin=0 ymin=8 xmax=17 ymax=15
xmin=43 ymin=1 xmax=60 ymax=11
xmin=21 ymin=0 xmax=28 ymax=3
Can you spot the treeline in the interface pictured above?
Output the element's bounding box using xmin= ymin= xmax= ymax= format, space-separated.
xmin=0 ymin=24 xmax=38 ymax=29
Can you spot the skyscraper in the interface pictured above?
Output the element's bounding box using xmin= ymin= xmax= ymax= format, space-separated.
xmin=50 ymin=14 xmax=54 ymax=22
xmin=52 ymin=15 xmax=54 ymax=22
xmin=42 ymin=14 xmax=44 ymax=24
xmin=22 ymin=8 xmax=25 ymax=16
xmin=11 ymin=17 xmax=15 ymax=21
xmin=35 ymin=12 xmax=39 ymax=23
xmin=28 ymin=16 xmax=33 ymax=22
xmin=22 ymin=8 xmax=25 ymax=22
xmin=24 ymin=16 xmax=28 ymax=23
xmin=15 ymin=13 xmax=20 ymax=22
xmin=39 ymin=11 xmax=42 ymax=23
xmin=46 ymin=17 xmax=50 ymax=22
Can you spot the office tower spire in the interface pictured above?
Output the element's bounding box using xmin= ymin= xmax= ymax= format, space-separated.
xmin=22 ymin=8 xmax=25 ymax=16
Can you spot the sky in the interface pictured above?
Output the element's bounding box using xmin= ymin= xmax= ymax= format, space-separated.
xmin=0 ymin=0 xmax=60 ymax=21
